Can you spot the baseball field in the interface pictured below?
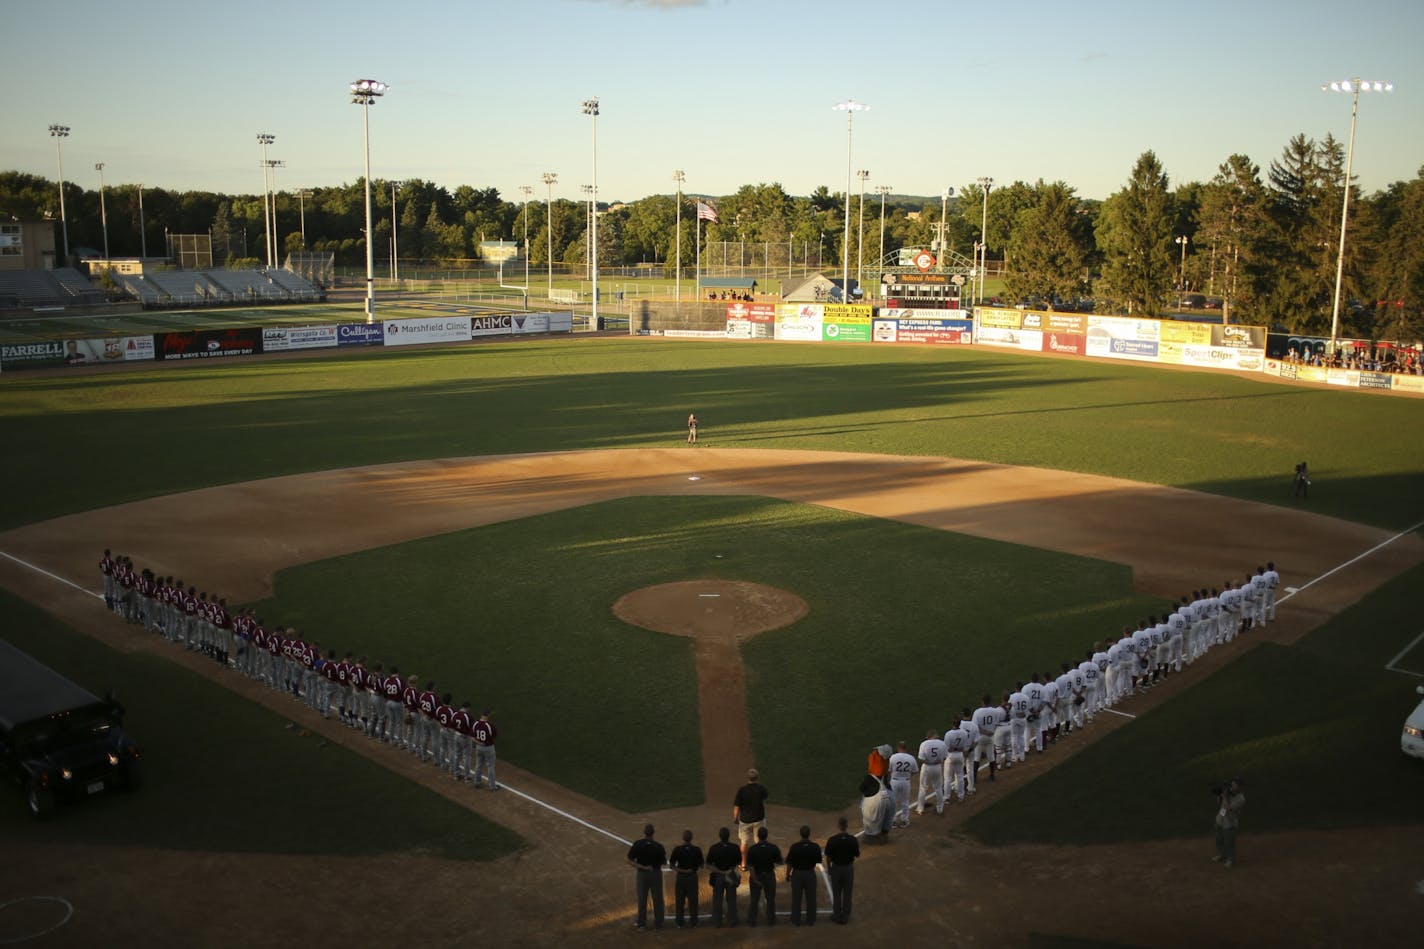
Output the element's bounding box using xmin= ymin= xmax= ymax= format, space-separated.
xmin=1 ymin=328 xmax=1421 ymax=946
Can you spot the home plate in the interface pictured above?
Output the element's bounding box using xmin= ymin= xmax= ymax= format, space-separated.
xmin=688 ymin=476 xmax=702 ymax=481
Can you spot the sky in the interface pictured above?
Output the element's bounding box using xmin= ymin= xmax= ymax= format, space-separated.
xmin=4 ymin=0 xmax=1422 ymax=207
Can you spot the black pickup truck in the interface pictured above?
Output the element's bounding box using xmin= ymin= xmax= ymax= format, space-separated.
xmin=0 ymin=638 xmax=142 ymax=818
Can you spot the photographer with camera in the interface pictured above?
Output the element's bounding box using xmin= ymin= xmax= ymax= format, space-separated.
xmin=1212 ymin=777 xmax=1246 ymax=868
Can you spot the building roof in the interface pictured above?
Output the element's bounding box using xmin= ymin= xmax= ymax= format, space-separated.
xmin=699 ymin=278 xmax=758 ymax=290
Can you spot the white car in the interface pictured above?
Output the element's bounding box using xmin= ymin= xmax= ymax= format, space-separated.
xmin=1403 ymin=685 xmax=1424 ymax=759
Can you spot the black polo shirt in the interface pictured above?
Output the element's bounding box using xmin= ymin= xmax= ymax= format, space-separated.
xmin=786 ymin=839 xmax=822 ymax=872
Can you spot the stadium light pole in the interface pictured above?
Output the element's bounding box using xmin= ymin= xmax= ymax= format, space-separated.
xmin=1322 ymin=78 xmax=1392 ymax=354
xmin=582 ymin=96 xmax=600 ymax=332
xmin=265 ymin=159 xmax=285 ymax=268
xmin=137 ymin=183 xmax=147 ymax=258
xmin=350 ymin=79 xmax=386 ymax=323
xmin=390 ymin=180 xmax=403 ymax=285
xmin=519 ymin=185 xmax=533 ymax=292
xmin=937 ymin=187 xmax=953 ymax=271
xmin=875 ymin=184 xmax=891 ymax=298
xmin=1175 ymin=235 xmax=1190 ymax=292
xmin=297 ymin=190 xmax=312 ymax=250
xmin=256 ymin=133 xmax=275 ymax=268
xmin=95 ymin=162 xmax=110 ymax=261
xmin=856 ymin=169 xmax=870 ymax=296
xmin=580 ymin=184 xmax=594 ymax=281
xmin=49 ymin=124 xmax=70 ymax=263
xmin=832 ymin=100 xmax=868 ymax=301
xmin=976 ymin=176 xmax=993 ymax=303
xmin=673 ymin=169 xmax=685 ymax=304
xmin=542 ymin=172 xmax=558 ymax=298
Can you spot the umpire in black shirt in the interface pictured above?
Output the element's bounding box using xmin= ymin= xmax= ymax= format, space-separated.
xmin=626 ymin=824 xmax=667 ymax=930
xmin=745 ymin=826 xmax=783 ymax=926
xmin=706 ymin=827 xmax=741 ymax=927
xmin=785 ymin=824 xmax=823 ymax=926
xmin=668 ymin=829 xmax=704 ymax=928
xmin=824 ymin=816 xmax=861 ymax=924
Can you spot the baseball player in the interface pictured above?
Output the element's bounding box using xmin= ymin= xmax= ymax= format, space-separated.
xmin=1054 ymin=665 xmax=1076 ymax=735
xmin=451 ymin=700 xmax=473 ymax=779
xmin=417 ymin=679 xmax=440 ymax=761
xmin=914 ymin=730 xmax=948 ymax=815
xmin=1091 ymin=642 xmax=1111 ymax=713
xmin=1077 ymin=653 xmax=1100 ymax=722
xmin=381 ymin=666 xmax=405 ymax=744
xmin=1007 ymin=684 xmax=1030 ymax=763
xmin=434 ymin=693 xmax=456 ymax=770
xmin=99 ymin=549 xmax=115 ymax=610
xmin=401 ymin=674 xmax=422 ymax=752
xmin=1263 ymin=562 xmax=1280 ymax=621
xmin=942 ymin=721 xmax=970 ymax=802
xmin=471 ymin=710 xmax=498 ymax=790
xmin=1039 ymin=673 xmax=1060 ymax=744
xmin=957 ymin=709 xmax=981 ymax=794
xmin=887 ymin=741 xmax=918 ymax=827
xmin=1023 ymin=673 xmax=1046 ymax=751
xmin=972 ymin=697 xmax=1001 ymax=781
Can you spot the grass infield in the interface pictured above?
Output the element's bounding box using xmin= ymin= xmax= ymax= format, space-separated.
xmin=247 ymin=495 xmax=1166 ymax=812
xmin=0 ymin=590 xmax=524 ymax=860
xmin=2 ymin=338 xmax=1421 ymax=532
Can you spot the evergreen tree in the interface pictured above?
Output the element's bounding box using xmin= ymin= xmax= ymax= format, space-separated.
xmin=1095 ymin=151 xmax=1176 ymax=316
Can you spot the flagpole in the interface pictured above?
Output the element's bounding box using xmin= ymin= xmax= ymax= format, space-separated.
xmin=695 ymin=216 xmax=701 ymax=300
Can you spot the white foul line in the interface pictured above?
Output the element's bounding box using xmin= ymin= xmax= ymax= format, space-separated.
xmin=1385 ymin=629 xmax=1424 ymax=678
xmin=1275 ymin=518 xmax=1424 ymax=606
xmin=1101 ymin=707 xmax=1137 ymax=719
xmin=0 ymin=550 xmax=103 ymax=600
xmin=496 ymin=783 xmax=632 ymax=846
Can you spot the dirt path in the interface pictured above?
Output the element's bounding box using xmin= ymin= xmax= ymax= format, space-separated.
xmin=2 ymin=448 xmax=1420 ymax=946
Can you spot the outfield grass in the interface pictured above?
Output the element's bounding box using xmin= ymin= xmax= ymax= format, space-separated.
xmin=1 ymin=338 xmax=1420 ymax=532
xmin=963 ymin=556 xmax=1424 ymax=845
xmin=248 ymin=496 xmax=1166 ymax=811
xmin=0 ymin=590 xmax=524 ymax=859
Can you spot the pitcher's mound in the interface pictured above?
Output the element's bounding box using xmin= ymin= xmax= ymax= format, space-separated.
xmin=613 ymin=580 xmax=808 ymax=642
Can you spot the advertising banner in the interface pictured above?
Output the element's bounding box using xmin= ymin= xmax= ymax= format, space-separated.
xmin=727 ymin=302 xmax=776 ymax=322
xmin=1042 ymin=332 xmax=1086 ymax=356
xmin=1359 ymin=371 xmax=1393 ymax=390
xmin=63 ymin=336 xmax=155 ymax=364
xmin=261 ymin=325 xmax=338 ymax=352
xmin=511 ymin=311 xmax=573 ymax=333
xmin=470 ymin=314 xmax=514 ymax=337
xmin=872 ymin=315 xmax=972 ymax=344
xmin=1159 ymin=320 xmax=1213 ymax=361
xmin=1392 ymin=374 xmax=1424 ymax=393
xmin=1086 ymin=316 xmax=1160 ymax=361
xmin=1212 ymin=324 xmax=1266 ymax=349
xmin=775 ymin=304 xmax=823 ymax=341
xmin=1038 ymin=311 xmax=1087 ymax=335
xmin=725 ymin=319 xmax=752 ymax=339
xmin=1180 ymin=345 xmax=1265 ymax=372
xmin=976 ymin=325 xmax=1043 ymax=351
xmin=822 ymin=304 xmax=873 ymax=322
xmin=383 ymin=317 xmax=474 ymax=346
xmin=1327 ymin=368 xmax=1360 ymax=387
xmin=1 ymin=340 xmax=65 ymax=369
xmin=337 ymin=323 xmax=385 ymax=347
xmin=822 ymin=313 xmax=872 ymax=342
xmin=160 ymin=328 xmax=261 ymax=360
xmin=977 ymin=307 xmax=1023 ymax=329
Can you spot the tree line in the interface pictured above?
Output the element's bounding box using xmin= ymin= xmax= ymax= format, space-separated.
xmin=2 ymin=131 xmax=1420 ymax=339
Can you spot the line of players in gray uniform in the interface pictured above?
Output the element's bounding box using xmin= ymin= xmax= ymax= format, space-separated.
xmin=879 ymin=563 xmax=1281 ymax=827
xmin=99 ymin=549 xmax=499 ymax=790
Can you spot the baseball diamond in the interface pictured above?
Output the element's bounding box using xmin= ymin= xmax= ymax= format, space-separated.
xmin=2 ymin=325 xmax=1423 ymax=947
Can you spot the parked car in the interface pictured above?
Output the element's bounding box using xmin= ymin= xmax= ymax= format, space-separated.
xmin=1403 ymin=685 xmax=1424 ymax=760
xmin=0 ymin=638 xmax=141 ymax=818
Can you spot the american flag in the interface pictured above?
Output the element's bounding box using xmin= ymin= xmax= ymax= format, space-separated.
xmin=696 ymin=201 xmax=718 ymax=223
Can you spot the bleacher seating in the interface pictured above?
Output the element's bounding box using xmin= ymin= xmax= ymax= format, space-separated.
xmin=267 ymin=269 xmax=322 ymax=301
xmin=0 ymin=268 xmax=103 ymax=308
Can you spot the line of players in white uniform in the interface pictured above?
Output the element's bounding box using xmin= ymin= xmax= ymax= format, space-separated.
xmin=98 ymin=549 xmax=498 ymax=788
xmin=880 ymin=563 xmax=1281 ymax=827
